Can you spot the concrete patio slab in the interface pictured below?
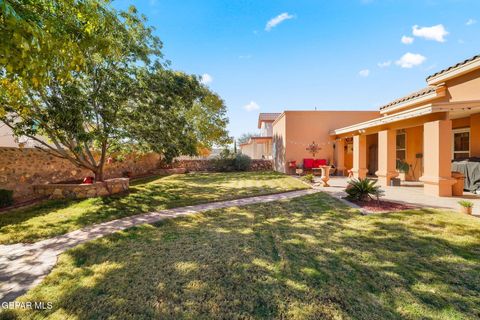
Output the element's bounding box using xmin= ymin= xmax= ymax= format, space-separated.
xmin=317 ymin=176 xmax=480 ymax=216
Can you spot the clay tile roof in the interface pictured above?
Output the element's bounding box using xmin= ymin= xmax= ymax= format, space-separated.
xmin=258 ymin=113 xmax=281 ymax=122
xmin=426 ymin=54 xmax=480 ymax=81
xmin=258 ymin=113 xmax=281 ymax=128
xmin=379 ymin=86 xmax=437 ymax=111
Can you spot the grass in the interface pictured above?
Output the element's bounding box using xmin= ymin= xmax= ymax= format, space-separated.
xmin=4 ymin=193 xmax=480 ymax=319
xmin=0 ymin=171 xmax=308 ymax=244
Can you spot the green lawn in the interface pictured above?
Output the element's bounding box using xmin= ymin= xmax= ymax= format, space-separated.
xmin=0 ymin=172 xmax=308 ymax=244
xmin=5 ymin=193 xmax=480 ymax=319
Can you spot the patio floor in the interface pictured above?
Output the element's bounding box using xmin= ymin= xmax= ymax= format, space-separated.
xmin=317 ymin=176 xmax=480 ymax=216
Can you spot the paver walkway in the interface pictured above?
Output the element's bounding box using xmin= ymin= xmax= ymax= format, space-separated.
xmin=0 ymin=189 xmax=319 ymax=303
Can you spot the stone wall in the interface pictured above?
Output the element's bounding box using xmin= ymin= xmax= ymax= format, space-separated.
xmin=161 ymin=159 xmax=273 ymax=172
xmin=34 ymin=178 xmax=129 ymax=200
xmin=0 ymin=148 xmax=161 ymax=201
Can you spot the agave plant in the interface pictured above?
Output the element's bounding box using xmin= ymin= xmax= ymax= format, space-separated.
xmin=345 ymin=178 xmax=384 ymax=202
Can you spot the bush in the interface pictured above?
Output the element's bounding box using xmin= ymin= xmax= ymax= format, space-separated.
xmin=345 ymin=178 xmax=384 ymax=202
xmin=234 ymin=153 xmax=252 ymax=171
xmin=0 ymin=189 xmax=14 ymax=208
xmin=302 ymin=174 xmax=314 ymax=183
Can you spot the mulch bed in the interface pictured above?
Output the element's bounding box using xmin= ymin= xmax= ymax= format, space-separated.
xmin=348 ymin=199 xmax=417 ymax=213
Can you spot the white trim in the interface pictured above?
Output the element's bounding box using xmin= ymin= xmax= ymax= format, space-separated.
xmin=380 ymin=91 xmax=438 ymax=115
xmin=427 ymin=58 xmax=480 ymax=85
xmin=452 ymin=128 xmax=470 ymax=160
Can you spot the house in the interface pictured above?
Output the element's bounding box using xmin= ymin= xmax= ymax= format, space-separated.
xmin=248 ymin=54 xmax=480 ymax=197
xmin=331 ymin=54 xmax=480 ymax=196
xmin=239 ymin=113 xmax=280 ymax=159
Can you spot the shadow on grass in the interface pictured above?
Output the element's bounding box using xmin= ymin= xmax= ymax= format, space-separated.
xmin=0 ymin=172 xmax=308 ymax=244
xmin=6 ymin=193 xmax=480 ymax=319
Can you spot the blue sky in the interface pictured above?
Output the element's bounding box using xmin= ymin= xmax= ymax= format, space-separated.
xmin=113 ymin=0 xmax=480 ymax=139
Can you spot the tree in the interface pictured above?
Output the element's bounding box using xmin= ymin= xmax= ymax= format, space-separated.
xmin=237 ymin=132 xmax=256 ymax=144
xmin=1 ymin=2 xmax=230 ymax=181
xmin=122 ymin=68 xmax=230 ymax=162
xmin=0 ymin=2 xmax=162 ymax=181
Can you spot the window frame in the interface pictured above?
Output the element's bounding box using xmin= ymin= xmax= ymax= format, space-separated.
xmin=452 ymin=128 xmax=470 ymax=160
xmin=396 ymin=129 xmax=407 ymax=161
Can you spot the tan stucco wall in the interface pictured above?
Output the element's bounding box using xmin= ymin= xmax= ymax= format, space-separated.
xmin=446 ymin=68 xmax=480 ymax=102
xmin=405 ymin=126 xmax=423 ymax=180
xmin=273 ymin=111 xmax=379 ymax=173
xmin=273 ymin=114 xmax=287 ymax=172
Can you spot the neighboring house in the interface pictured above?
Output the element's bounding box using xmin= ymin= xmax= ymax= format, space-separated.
xmin=331 ymin=54 xmax=480 ymax=196
xmin=239 ymin=113 xmax=280 ymax=159
xmin=0 ymin=123 xmax=44 ymax=148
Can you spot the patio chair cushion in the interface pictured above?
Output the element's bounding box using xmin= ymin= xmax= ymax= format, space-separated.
xmin=303 ymin=158 xmax=314 ymax=169
xmin=313 ymin=159 xmax=327 ymax=168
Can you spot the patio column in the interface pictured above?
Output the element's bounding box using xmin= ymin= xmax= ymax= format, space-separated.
xmin=352 ymin=134 xmax=367 ymax=179
xmin=420 ymin=120 xmax=456 ymax=196
xmin=375 ymin=129 xmax=398 ymax=186
xmin=335 ymin=139 xmax=345 ymax=176
xmin=470 ymin=113 xmax=480 ymax=157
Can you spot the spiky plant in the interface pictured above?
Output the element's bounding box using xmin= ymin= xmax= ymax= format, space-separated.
xmin=345 ymin=178 xmax=384 ymax=202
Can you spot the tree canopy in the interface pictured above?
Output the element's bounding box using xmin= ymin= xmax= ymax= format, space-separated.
xmin=0 ymin=0 xmax=230 ymax=180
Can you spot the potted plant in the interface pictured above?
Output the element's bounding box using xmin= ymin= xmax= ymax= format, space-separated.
xmin=458 ymin=200 xmax=474 ymax=215
xmin=296 ymin=163 xmax=303 ymax=175
xmin=396 ymin=160 xmax=410 ymax=181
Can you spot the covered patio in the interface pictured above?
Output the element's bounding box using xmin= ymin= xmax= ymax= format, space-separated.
xmin=320 ymin=176 xmax=480 ymax=216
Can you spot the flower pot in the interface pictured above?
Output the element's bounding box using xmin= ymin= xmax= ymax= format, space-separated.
xmin=398 ymin=172 xmax=407 ymax=181
xmin=296 ymin=169 xmax=303 ymax=175
xmin=460 ymin=206 xmax=472 ymax=215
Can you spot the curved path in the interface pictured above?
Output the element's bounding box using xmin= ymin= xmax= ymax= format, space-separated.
xmin=0 ymin=189 xmax=319 ymax=303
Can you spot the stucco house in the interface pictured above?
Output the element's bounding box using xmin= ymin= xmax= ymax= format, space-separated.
xmin=245 ymin=54 xmax=480 ymax=197
xmin=239 ymin=113 xmax=280 ymax=159
xmin=332 ymin=54 xmax=480 ymax=197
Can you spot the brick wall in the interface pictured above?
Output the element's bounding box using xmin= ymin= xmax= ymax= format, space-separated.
xmin=0 ymin=148 xmax=161 ymax=201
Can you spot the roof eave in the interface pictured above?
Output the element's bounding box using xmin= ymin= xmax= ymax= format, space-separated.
xmin=427 ymin=57 xmax=480 ymax=85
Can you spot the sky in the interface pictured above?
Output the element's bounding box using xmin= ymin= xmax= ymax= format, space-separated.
xmin=113 ymin=0 xmax=480 ymax=139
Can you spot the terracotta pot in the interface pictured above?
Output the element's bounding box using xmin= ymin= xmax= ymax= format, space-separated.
xmin=460 ymin=206 xmax=472 ymax=215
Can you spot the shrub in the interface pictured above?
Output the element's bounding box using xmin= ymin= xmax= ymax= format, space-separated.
xmin=302 ymin=174 xmax=314 ymax=183
xmin=0 ymin=189 xmax=14 ymax=208
xmin=213 ymin=150 xmax=235 ymax=171
xmin=458 ymin=200 xmax=474 ymax=208
xmin=234 ymin=153 xmax=252 ymax=171
xmin=345 ymin=178 xmax=384 ymax=202
xmin=396 ymin=160 xmax=410 ymax=173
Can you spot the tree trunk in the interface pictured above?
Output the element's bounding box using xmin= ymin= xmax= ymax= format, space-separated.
xmin=94 ymin=168 xmax=104 ymax=182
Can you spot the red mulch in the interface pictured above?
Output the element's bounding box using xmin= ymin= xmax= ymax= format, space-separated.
xmin=348 ymin=199 xmax=417 ymax=213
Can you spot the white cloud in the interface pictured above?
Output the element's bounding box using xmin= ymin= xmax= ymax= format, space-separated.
xmin=377 ymin=61 xmax=391 ymax=68
xmin=466 ymin=18 xmax=477 ymax=26
xmin=395 ymin=53 xmax=426 ymax=68
xmin=200 ymin=73 xmax=213 ymax=85
xmin=401 ymin=35 xmax=414 ymax=44
xmin=265 ymin=13 xmax=294 ymax=31
xmin=358 ymin=69 xmax=370 ymax=77
xmin=412 ymin=24 xmax=448 ymax=42
xmin=243 ymin=101 xmax=260 ymax=112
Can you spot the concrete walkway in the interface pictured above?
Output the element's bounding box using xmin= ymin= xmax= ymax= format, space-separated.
xmin=319 ymin=176 xmax=480 ymax=216
xmin=0 ymin=189 xmax=319 ymax=303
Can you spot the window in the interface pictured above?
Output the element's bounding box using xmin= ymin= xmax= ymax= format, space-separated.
xmin=452 ymin=128 xmax=470 ymax=160
xmin=396 ymin=129 xmax=406 ymax=161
